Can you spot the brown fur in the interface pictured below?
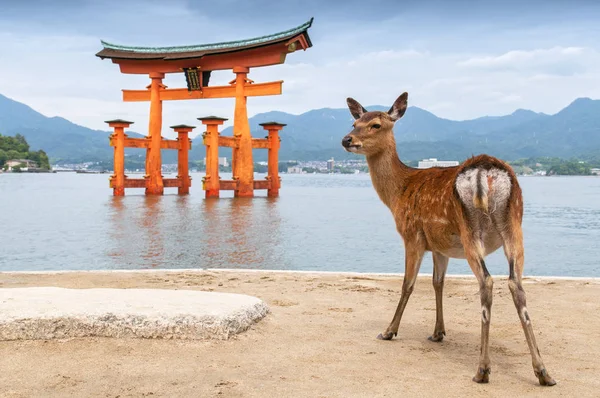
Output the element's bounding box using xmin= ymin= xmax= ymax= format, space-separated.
xmin=342 ymin=92 xmax=555 ymax=386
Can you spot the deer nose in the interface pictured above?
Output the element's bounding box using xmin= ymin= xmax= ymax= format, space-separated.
xmin=342 ymin=135 xmax=353 ymax=148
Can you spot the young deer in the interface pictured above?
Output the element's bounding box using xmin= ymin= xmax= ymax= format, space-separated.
xmin=341 ymin=92 xmax=555 ymax=386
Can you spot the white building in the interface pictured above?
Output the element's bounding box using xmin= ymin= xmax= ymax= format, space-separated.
xmin=5 ymin=159 xmax=38 ymax=171
xmin=204 ymin=157 xmax=229 ymax=167
xmin=287 ymin=166 xmax=303 ymax=174
xmin=591 ymin=168 xmax=600 ymax=176
xmin=417 ymin=158 xmax=459 ymax=169
xmin=326 ymin=158 xmax=334 ymax=171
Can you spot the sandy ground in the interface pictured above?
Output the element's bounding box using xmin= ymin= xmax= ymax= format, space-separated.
xmin=1 ymin=270 xmax=599 ymax=398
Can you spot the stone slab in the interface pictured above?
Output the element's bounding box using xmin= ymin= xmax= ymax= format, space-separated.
xmin=0 ymin=287 xmax=269 ymax=341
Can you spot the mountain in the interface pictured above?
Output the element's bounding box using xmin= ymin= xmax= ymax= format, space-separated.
xmin=2 ymin=92 xmax=600 ymax=163
xmin=481 ymin=98 xmax=600 ymax=159
xmin=0 ymin=93 xmax=145 ymax=163
xmin=191 ymin=98 xmax=600 ymax=161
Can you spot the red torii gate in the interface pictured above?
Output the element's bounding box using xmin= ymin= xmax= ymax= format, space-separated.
xmin=97 ymin=19 xmax=313 ymax=197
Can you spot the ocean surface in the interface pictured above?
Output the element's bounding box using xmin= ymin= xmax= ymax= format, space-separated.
xmin=0 ymin=172 xmax=599 ymax=276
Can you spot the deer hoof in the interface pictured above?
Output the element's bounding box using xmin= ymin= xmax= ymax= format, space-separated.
xmin=376 ymin=331 xmax=396 ymax=340
xmin=472 ymin=367 xmax=491 ymax=384
xmin=535 ymin=369 xmax=556 ymax=386
xmin=427 ymin=331 xmax=445 ymax=342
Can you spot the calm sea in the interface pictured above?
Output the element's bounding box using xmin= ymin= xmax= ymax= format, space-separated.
xmin=0 ymin=172 xmax=599 ymax=276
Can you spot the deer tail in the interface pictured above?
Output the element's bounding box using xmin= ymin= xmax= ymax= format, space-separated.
xmin=473 ymin=169 xmax=489 ymax=212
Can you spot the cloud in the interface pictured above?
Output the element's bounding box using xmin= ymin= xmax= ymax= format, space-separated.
xmin=457 ymin=46 xmax=592 ymax=76
xmin=459 ymin=47 xmax=584 ymax=68
xmin=498 ymin=94 xmax=523 ymax=103
xmin=357 ymin=49 xmax=427 ymax=61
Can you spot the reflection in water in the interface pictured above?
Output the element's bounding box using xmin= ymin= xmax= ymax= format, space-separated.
xmin=107 ymin=196 xmax=127 ymax=260
xmin=140 ymin=196 xmax=165 ymax=267
xmin=106 ymin=194 xmax=284 ymax=270
xmin=227 ymin=198 xmax=261 ymax=266
xmin=200 ymin=198 xmax=224 ymax=265
xmin=106 ymin=195 xmax=169 ymax=268
xmin=172 ymin=196 xmax=193 ymax=265
xmin=200 ymin=197 xmax=284 ymax=268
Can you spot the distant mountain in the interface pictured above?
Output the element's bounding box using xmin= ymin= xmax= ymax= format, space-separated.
xmin=470 ymin=97 xmax=600 ymax=159
xmin=0 ymin=93 xmax=145 ymax=163
xmin=2 ymin=92 xmax=600 ymax=163
xmin=191 ymin=97 xmax=600 ymax=161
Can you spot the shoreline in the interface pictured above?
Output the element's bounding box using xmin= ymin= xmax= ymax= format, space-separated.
xmin=2 ymin=268 xmax=600 ymax=281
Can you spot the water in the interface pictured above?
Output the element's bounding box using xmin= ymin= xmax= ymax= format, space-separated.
xmin=0 ymin=172 xmax=599 ymax=276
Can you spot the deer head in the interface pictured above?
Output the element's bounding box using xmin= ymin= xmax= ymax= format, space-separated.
xmin=341 ymin=92 xmax=408 ymax=156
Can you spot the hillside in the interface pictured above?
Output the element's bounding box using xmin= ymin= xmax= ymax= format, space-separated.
xmin=0 ymin=93 xmax=145 ymax=163
xmin=2 ymin=92 xmax=600 ymax=163
xmin=191 ymin=98 xmax=600 ymax=161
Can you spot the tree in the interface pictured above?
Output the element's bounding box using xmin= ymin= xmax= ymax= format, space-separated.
xmin=14 ymin=134 xmax=29 ymax=153
xmin=6 ymin=150 xmax=22 ymax=160
xmin=547 ymin=160 xmax=591 ymax=175
xmin=28 ymin=150 xmax=50 ymax=169
xmin=278 ymin=161 xmax=297 ymax=172
xmin=0 ymin=149 xmax=7 ymax=167
xmin=254 ymin=163 xmax=268 ymax=173
xmin=38 ymin=150 xmax=50 ymax=170
xmin=302 ymin=167 xmax=320 ymax=173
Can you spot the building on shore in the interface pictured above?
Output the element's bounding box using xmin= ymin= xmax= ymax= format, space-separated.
xmin=5 ymin=159 xmax=38 ymax=171
xmin=326 ymin=158 xmax=334 ymax=172
xmin=203 ymin=157 xmax=229 ymax=167
xmin=591 ymin=168 xmax=600 ymax=176
xmin=287 ymin=166 xmax=304 ymax=174
xmin=417 ymin=158 xmax=459 ymax=169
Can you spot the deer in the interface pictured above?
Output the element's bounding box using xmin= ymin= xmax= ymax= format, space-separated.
xmin=341 ymin=92 xmax=556 ymax=386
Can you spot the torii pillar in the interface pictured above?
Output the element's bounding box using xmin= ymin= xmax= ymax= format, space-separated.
xmin=170 ymin=124 xmax=195 ymax=195
xmin=259 ymin=122 xmax=286 ymax=197
xmin=232 ymin=66 xmax=254 ymax=197
xmin=106 ymin=119 xmax=134 ymax=196
xmin=146 ymin=72 xmax=165 ymax=195
xmin=199 ymin=116 xmax=228 ymax=198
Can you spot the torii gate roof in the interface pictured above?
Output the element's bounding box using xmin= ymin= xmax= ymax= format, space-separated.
xmin=96 ymin=18 xmax=313 ymax=74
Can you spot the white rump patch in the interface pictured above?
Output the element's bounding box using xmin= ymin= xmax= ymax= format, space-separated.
xmin=455 ymin=168 xmax=511 ymax=212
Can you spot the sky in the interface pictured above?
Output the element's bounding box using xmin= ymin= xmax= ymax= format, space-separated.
xmin=1 ymin=0 xmax=600 ymax=138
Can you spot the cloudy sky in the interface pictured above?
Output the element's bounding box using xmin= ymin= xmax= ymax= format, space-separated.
xmin=1 ymin=0 xmax=600 ymax=138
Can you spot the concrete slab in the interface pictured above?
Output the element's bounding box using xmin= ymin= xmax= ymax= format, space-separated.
xmin=0 ymin=287 xmax=269 ymax=341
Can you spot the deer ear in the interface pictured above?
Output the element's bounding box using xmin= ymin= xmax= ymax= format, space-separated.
xmin=388 ymin=92 xmax=408 ymax=121
xmin=347 ymin=98 xmax=367 ymax=120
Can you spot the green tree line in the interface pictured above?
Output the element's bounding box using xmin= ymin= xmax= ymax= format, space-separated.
xmin=0 ymin=134 xmax=50 ymax=170
xmin=508 ymin=156 xmax=596 ymax=175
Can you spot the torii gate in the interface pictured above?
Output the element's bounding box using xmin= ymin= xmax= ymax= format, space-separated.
xmin=97 ymin=19 xmax=313 ymax=197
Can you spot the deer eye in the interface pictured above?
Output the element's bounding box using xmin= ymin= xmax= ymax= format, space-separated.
xmin=372 ymin=124 xmax=381 ymax=129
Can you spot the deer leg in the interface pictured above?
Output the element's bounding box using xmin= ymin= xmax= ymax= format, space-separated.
xmin=428 ymin=252 xmax=449 ymax=342
xmin=500 ymin=224 xmax=556 ymax=386
xmin=378 ymin=240 xmax=425 ymax=340
xmin=462 ymin=237 xmax=494 ymax=383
